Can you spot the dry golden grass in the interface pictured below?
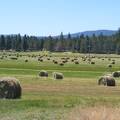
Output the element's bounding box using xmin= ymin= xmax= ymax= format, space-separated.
xmin=21 ymin=77 xmax=120 ymax=97
xmin=68 ymin=106 xmax=120 ymax=120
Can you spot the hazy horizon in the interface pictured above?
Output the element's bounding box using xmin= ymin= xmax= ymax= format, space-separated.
xmin=0 ymin=0 xmax=120 ymax=36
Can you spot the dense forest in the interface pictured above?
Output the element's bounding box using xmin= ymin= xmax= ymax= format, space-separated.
xmin=0 ymin=29 xmax=120 ymax=54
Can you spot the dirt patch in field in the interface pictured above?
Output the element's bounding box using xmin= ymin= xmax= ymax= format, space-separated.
xmin=67 ymin=106 xmax=120 ymax=120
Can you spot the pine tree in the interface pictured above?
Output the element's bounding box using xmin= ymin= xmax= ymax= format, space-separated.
xmin=0 ymin=35 xmax=5 ymax=50
xmin=23 ymin=35 xmax=29 ymax=51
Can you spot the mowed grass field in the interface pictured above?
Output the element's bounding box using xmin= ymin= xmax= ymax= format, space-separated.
xmin=1 ymin=52 xmax=120 ymax=120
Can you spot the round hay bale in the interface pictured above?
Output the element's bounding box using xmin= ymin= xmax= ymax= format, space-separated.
xmin=98 ymin=76 xmax=106 ymax=85
xmin=108 ymin=58 xmax=111 ymax=61
xmin=10 ymin=57 xmax=18 ymax=60
xmin=62 ymin=60 xmax=68 ymax=63
xmin=74 ymin=58 xmax=78 ymax=61
xmin=0 ymin=56 xmax=4 ymax=59
xmin=61 ymin=57 xmax=65 ymax=60
xmin=75 ymin=61 xmax=79 ymax=64
xmin=112 ymin=71 xmax=120 ymax=77
xmin=66 ymin=57 xmax=70 ymax=60
xmin=87 ymin=58 xmax=91 ymax=62
xmin=39 ymin=70 xmax=48 ymax=77
xmin=111 ymin=61 xmax=115 ymax=64
xmin=112 ymin=59 xmax=115 ymax=62
xmin=47 ymin=58 xmax=50 ymax=60
xmin=53 ymin=72 xmax=64 ymax=80
xmin=106 ymin=77 xmax=116 ymax=86
xmin=71 ymin=59 xmax=74 ymax=62
xmin=91 ymin=56 xmax=95 ymax=58
xmin=25 ymin=59 xmax=28 ymax=62
xmin=108 ymin=64 xmax=112 ymax=68
xmin=0 ymin=77 xmax=22 ymax=99
xmin=59 ymin=63 xmax=64 ymax=66
xmin=53 ymin=61 xmax=58 ymax=64
xmin=82 ymin=58 xmax=86 ymax=61
xmin=98 ymin=76 xmax=116 ymax=86
xmin=91 ymin=62 xmax=95 ymax=64
xmin=38 ymin=58 xmax=43 ymax=62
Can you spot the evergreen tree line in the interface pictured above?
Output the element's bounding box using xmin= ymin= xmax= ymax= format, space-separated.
xmin=0 ymin=29 xmax=120 ymax=54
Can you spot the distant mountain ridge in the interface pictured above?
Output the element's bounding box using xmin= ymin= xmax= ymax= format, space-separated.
xmin=63 ymin=30 xmax=117 ymax=38
xmin=0 ymin=30 xmax=117 ymax=38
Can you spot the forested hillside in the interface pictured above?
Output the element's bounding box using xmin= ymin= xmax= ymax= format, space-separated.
xmin=0 ymin=29 xmax=120 ymax=54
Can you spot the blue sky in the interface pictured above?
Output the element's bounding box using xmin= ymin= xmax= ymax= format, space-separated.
xmin=0 ymin=0 xmax=120 ymax=36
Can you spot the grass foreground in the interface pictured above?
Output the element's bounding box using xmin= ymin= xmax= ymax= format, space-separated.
xmin=0 ymin=52 xmax=120 ymax=120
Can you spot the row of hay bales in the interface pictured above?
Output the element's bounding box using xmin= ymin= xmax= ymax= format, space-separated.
xmin=0 ymin=56 xmax=28 ymax=62
xmin=98 ymin=71 xmax=120 ymax=87
xmin=1 ymin=54 xmax=117 ymax=67
xmin=39 ymin=70 xmax=64 ymax=80
xmin=0 ymin=53 xmax=118 ymax=60
xmin=0 ymin=70 xmax=63 ymax=99
xmin=9 ymin=57 xmax=115 ymax=66
xmin=0 ymin=71 xmax=119 ymax=99
xmin=52 ymin=57 xmax=96 ymax=65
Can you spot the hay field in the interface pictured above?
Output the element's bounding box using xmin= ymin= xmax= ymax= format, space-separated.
xmin=0 ymin=51 xmax=120 ymax=120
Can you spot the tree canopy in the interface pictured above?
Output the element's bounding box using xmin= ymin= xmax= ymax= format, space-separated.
xmin=0 ymin=29 xmax=120 ymax=54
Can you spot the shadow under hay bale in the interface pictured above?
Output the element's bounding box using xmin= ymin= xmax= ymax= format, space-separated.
xmin=39 ymin=70 xmax=48 ymax=77
xmin=112 ymin=71 xmax=120 ymax=77
xmin=0 ymin=77 xmax=22 ymax=99
xmin=53 ymin=72 xmax=64 ymax=80
xmin=98 ymin=76 xmax=116 ymax=86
